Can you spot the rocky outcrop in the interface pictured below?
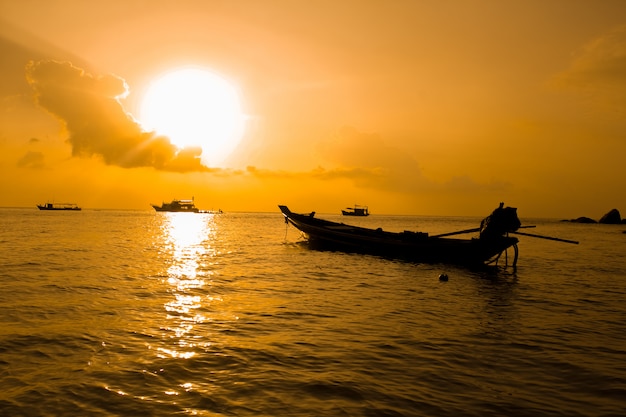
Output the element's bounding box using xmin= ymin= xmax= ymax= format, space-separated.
xmin=599 ymin=208 xmax=622 ymax=224
xmin=565 ymin=216 xmax=597 ymax=224
xmin=563 ymin=209 xmax=626 ymax=224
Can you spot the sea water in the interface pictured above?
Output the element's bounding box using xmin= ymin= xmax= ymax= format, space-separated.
xmin=1 ymin=208 xmax=625 ymax=416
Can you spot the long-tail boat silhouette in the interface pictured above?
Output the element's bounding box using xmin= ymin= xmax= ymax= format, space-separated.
xmin=280 ymin=203 xmax=577 ymax=267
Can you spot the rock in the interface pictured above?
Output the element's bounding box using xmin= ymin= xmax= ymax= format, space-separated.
xmin=599 ymin=209 xmax=622 ymax=224
xmin=566 ymin=216 xmax=597 ymax=223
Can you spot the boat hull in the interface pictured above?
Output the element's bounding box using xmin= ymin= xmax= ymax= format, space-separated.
xmin=341 ymin=210 xmax=369 ymax=216
xmin=37 ymin=204 xmax=81 ymax=211
xmin=279 ymin=205 xmax=518 ymax=266
xmin=342 ymin=206 xmax=369 ymax=216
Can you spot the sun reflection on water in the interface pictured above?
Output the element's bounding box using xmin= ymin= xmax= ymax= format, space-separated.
xmin=157 ymin=213 xmax=218 ymax=359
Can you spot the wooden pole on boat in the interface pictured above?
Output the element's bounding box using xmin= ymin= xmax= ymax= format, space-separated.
xmin=431 ymin=228 xmax=481 ymax=238
xmin=432 ymin=225 xmax=536 ymax=238
xmin=510 ymin=230 xmax=579 ymax=244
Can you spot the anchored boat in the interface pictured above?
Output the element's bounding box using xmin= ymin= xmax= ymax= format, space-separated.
xmin=342 ymin=205 xmax=369 ymax=216
xmin=152 ymin=198 xmax=199 ymax=212
xmin=37 ymin=202 xmax=81 ymax=211
xmin=279 ymin=203 xmax=522 ymax=267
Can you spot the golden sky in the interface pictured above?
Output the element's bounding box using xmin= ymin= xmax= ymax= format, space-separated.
xmin=1 ymin=0 xmax=625 ymax=217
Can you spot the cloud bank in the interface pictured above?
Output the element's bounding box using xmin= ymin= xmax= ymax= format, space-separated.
xmin=247 ymin=126 xmax=510 ymax=195
xmin=25 ymin=60 xmax=211 ymax=172
xmin=554 ymin=25 xmax=626 ymax=108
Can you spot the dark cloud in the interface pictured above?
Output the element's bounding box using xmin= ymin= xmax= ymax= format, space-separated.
xmin=25 ymin=60 xmax=210 ymax=172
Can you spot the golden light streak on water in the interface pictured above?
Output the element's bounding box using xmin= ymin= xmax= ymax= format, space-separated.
xmin=158 ymin=213 xmax=218 ymax=359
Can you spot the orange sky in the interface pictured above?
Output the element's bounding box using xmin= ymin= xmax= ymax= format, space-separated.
xmin=1 ymin=0 xmax=625 ymax=217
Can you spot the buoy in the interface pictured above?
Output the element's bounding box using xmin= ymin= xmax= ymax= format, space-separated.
xmin=439 ymin=273 xmax=449 ymax=281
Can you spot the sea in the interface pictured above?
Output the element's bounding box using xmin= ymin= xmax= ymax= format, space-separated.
xmin=1 ymin=207 xmax=625 ymax=417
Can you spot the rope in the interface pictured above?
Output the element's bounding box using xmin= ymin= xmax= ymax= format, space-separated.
xmin=485 ymin=242 xmax=518 ymax=272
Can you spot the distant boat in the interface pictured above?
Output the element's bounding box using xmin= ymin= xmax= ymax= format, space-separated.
xmin=151 ymin=198 xmax=199 ymax=212
xmin=342 ymin=205 xmax=369 ymax=216
xmin=37 ymin=202 xmax=81 ymax=211
xmin=199 ymin=209 xmax=224 ymax=214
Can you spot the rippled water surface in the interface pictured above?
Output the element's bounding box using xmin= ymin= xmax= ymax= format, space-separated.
xmin=1 ymin=208 xmax=625 ymax=416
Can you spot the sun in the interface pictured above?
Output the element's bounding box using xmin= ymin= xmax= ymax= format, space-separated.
xmin=139 ymin=67 xmax=245 ymax=166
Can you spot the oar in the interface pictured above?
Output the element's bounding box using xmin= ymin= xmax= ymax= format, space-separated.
xmin=510 ymin=230 xmax=579 ymax=244
xmin=432 ymin=225 xmax=537 ymax=238
xmin=431 ymin=228 xmax=481 ymax=238
xmin=432 ymin=224 xmax=537 ymax=238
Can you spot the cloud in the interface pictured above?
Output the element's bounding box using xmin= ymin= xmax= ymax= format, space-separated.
xmin=248 ymin=126 xmax=510 ymax=195
xmin=25 ymin=60 xmax=211 ymax=172
xmin=316 ymin=126 xmax=431 ymax=192
xmin=553 ymin=25 xmax=626 ymax=107
xmin=245 ymin=164 xmax=385 ymax=182
xmin=17 ymin=151 xmax=45 ymax=169
xmin=442 ymin=174 xmax=510 ymax=194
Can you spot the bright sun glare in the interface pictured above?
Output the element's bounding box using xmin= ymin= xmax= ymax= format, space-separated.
xmin=139 ymin=68 xmax=245 ymax=166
